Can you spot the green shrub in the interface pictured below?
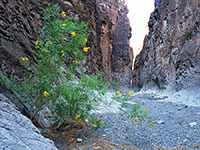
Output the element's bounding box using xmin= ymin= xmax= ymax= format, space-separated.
xmin=112 ymin=90 xmax=153 ymax=130
xmin=5 ymin=3 xmax=107 ymax=128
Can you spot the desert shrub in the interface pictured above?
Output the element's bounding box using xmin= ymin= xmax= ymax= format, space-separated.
xmin=3 ymin=3 xmax=107 ymax=128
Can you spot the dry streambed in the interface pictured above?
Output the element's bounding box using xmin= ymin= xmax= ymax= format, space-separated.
xmin=41 ymin=89 xmax=200 ymax=150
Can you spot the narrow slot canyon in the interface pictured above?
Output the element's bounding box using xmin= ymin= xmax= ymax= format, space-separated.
xmin=0 ymin=0 xmax=199 ymax=149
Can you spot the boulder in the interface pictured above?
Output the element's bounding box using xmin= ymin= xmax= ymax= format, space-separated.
xmin=0 ymin=94 xmax=58 ymax=150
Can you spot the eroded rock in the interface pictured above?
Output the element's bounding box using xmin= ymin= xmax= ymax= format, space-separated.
xmin=0 ymin=94 xmax=58 ymax=149
xmin=133 ymin=0 xmax=200 ymax=91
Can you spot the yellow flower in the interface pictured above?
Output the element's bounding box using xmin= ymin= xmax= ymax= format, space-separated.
xmin=78 ymin=119 xmax=81 ymax=122
xmin=149 ymin=122 xmax=153 ymax=126
xmin=62 ymin=53 xmax=65 ymax=56
xmin=116 ymin=91 xmax=121 ymax=95
xmin=134 ymin=117 xmax=138 ymax=123
xmin=62 ymin=23 xmax=67 ymax=26
xmin=73 ymin=60 xmax=75 ymax=63
xmin=46 ymin=41 xmax=52 ymax=45
xmin=61 ymin=11 xmax=66 ymax=17
xmin=61 ymin=50 xmax=64 ymax=53
xmin=71 ymin=32 xmax=76 ymax=36
xmin=21 ymin=57 xmax=25 ymax=61
xmin=71 ymin=76 xmax=74 ymax=78
xmin=83 ymin=47 xmax=88 ymax=52
xmin=100 ymin=98 xmax=102 ymax=101
xmin=144 ymin=109 xmax=146 ymax=113
xmin=83 ymin=47 xmax=90 ymax=52
xmin=90 ymin=99 xmax=92 ymax=102
xmin=128 ymin=91 xmax=133 ymax=96
xmin=75 ymin=61 xmax=78 ymax=64
xmin=44 ymin=91 xmax=49 ymax=96
xmin=35 ymin=40 xmax=39 ymax=45
xmin=83 ymin=38 xmax=87 ymax=44
xmin=93 ymin=124 xmax=97 ymax=127
xmin=101 ymin=121 xmax=104 ymax=124
xmin=74 ymin=115 xmax=80 ymax=120
xmin=25 ymin=58 xmax=28 ymax=61
xmin=42 ymin=49 xmax=48 ymax=52
xmin=63 ymin=38 xmax=67 ymax=41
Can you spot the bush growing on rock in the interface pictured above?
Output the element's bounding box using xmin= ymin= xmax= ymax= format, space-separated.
xmin=1 ymin=3 xmax=107 ymax=128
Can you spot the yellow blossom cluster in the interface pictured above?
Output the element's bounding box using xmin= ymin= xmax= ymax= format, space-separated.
xmin=90 ymin=99 xmax=92 ymax=102
xmin=20 ymin=57 xmax=28 ymax=61
xmin=35 ymin=40 xmax=39 ymax=45
xmin=62 ymin=23 xmax=67 ymax=26
xmin=83 ymin=47 xmax=90 ymax=52
xmin=134 ymin=117 xmax=138 ymax=123
xmin=116 ymin=91 xmax=121 ymax=95
xmin=71 ymin=32 xmax=76 ymax=36
xmin=149 ymin=122 xmax=153 ymax=126
xmin=73 ymin=60 xmax=78 ymax=64
xmin=93 ymin=124 xmax=97 ymax=127
xmin=128 ymin=91 xmax=133 ymax=96
xmin=42 ymin=49 xmax=48 ymax=52
xmin=75 ymin=115 xmax=80 ymax=120
xmin=83 ymin=38 xmax=87 ymax=44
xmin=61 ymin=11 xmax=66 ymax=17
xmin=44 ymin=91 xmax=49 ymax=96
xmin=61 ymin=50 xmax=65 ymax=56
xmin=46 ymin=41 xmax=52 ymax=45
xmin=63 ymin=37 xmax=67 ymax=41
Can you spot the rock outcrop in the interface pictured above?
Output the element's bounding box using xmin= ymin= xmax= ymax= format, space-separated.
xmin=133 ymin=0 xmax=200 ymax=90
xmin=0 ymin=0 xmax=40 ymax=78
xmin=0 ymin=0 xmax=133 ymax=88
xmin=0 ymin=94 xmax=58 ymax=150
xmin=59 ymin=0 xmax=133 ymax=86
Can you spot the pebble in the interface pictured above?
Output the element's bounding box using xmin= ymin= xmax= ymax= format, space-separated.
xmin=157 ymin=120 xmax=165 ymax=124
xmin=142 ymin=101 xmax=145 ymax=105
xmin=189 ymin=122 xmax=197 ymax=127
xmin=77 ymin=138 xmax=83 ymax=143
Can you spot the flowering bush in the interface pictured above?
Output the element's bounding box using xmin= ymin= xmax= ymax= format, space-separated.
xmin=5 ymin=3 xmax=107 ymax=128
xmin=113 ymin=90 xmax=153 ymax=130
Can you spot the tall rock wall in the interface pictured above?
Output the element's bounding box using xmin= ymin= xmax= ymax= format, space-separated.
xmin=133 ymin=0 xmax=200 ymax=90
xmin=0 ymin=0 xmax=133 ymax=88
xmin=61 ymin=0 xmax=133 ymax=86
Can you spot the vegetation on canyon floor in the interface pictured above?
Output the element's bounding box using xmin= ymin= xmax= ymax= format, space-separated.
xmin=0 ymin=2 xmax=153 ymax=130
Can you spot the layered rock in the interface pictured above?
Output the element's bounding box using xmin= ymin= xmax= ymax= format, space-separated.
xmin=133 ymin=0 xmax=200 ymax=90
xmin=0 ymin=0 xmax=40 ymax=78
xmin=60 ymin=0 xmax=133 ymax=86
xmin=0 ymin=0 xmax=133 ymax=89
xmin=0 ymin=94 xmax=58 ymax=149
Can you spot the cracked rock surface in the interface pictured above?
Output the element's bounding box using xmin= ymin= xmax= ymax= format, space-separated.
xmin=0 ymin=94 xmax=58 ymax=150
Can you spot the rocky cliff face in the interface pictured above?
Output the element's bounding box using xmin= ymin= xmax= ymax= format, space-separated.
xmin=0 ymin=0 xmax=133 ymax=88
xmin=0 ymin=0 xmax=40 ymax=78
xmin=133 ymin=0 xmax=200 ymax=91
xmin=60 ymin=0 xmax=133 ymax=86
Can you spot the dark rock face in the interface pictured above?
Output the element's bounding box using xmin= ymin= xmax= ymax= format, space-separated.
xmin=0 ymin=0 xmax=40 ymax=78
xmin=62 ymin=0 xmax=133 ymax=86
xmin=133 ymin=0 xmax=200 ymax=90
xmin=0 ymin=0 xmax=133 ymax=89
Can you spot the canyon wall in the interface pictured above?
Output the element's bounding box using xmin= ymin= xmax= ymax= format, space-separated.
xmin=61 ymin=0 xmax=133 ymax=86
xmin=0 ymin=0 xmax=133 ymax=88
xmin=133 ymin=0 xmax=200 ymax=91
